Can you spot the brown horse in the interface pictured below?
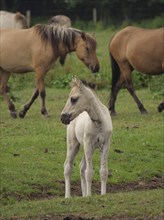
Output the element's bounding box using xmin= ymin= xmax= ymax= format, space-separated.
xmin=0 ymin=24 xmax=99 ymax=118
xmin=108 ymin=26 xmax=164 ymax=115
xmin=48 ymin=15 xmax=72 ymax=65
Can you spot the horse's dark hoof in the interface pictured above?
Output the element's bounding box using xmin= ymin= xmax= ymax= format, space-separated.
xmin=158 ymin=102 xmax=164 ymax=112
xmin=10 ymin=112 xmax=17 ymax=118
xmin=19 ymin=111 xmax=25 ymax=118
xmin=44 ymin=113 xmax=51 ymax=118
xmin=110 ymin=110 xmax=117 ymax=116
xmin=141 ymin=110 xmax=148 ymax=115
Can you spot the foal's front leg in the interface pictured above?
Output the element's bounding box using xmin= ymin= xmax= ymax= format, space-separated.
xmin=84 ymin=142 xmax=94 ymax=196
xmin=64 ymin=139 xmax=80 ymax=198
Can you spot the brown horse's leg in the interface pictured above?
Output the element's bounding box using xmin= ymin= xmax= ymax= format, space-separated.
xmin=126 ymin=79 xmax=148 ymax=114
xmin=19 ymin=89 xmax=39 ymax=118
xmin=158 ymin=102 xmax=164 ymax=112
xmin=109 ymin=75 xmax=125 ymax=116
xmin=0 ymin=70 xmax=17 ymax=118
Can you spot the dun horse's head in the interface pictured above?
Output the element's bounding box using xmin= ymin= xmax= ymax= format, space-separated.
xmin=61 ymin=78 xmax=89 ymax=125
xmin=76 ymin=33 xmax=100 ymax=73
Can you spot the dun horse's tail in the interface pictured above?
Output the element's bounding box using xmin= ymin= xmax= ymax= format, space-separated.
xmin=109 ymin=52 xmax=120 ymax=92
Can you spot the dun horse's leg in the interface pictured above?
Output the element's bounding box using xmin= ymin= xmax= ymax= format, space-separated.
xmin=0 ymin=71 xmax=17 ymax=118
xmin=19 ymin=89 xmax=39 ymax=118
xmin=84 ymin=143 xmax=94 ymax=196
xmin=100 ymin=142 xmax=109 ymax=195
xmin=35 ymin=70 xmax=49 ymax=117
xmin=19 ymin=69 xmax=49 ymax=118
xmin=64 ymin=139 xmax=80 ymax=198
xmin=79 ymin=156 xmax=87 ymax=196
xmin=126 ymin=79 xmax=148 ymax=114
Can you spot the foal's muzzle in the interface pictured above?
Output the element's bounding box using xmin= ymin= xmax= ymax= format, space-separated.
xmin=61 ymin=113 xmax=72 ymax=125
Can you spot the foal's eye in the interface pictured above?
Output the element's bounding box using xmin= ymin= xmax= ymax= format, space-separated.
xmin=71 ymin=97 xmax=78 ymax=105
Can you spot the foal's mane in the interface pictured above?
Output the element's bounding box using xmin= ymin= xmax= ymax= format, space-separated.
xmin=34 ymin=24 xmax=97 ymax=51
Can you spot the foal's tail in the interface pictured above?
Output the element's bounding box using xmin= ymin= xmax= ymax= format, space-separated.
xmin=109 ymin=52 xmax=120 ymax=92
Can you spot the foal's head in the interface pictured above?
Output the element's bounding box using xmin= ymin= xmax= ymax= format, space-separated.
xmin=61 ymin=78 xmax=92 ymax=125
xmin=75 ymin=32 xmax=100 ymax=73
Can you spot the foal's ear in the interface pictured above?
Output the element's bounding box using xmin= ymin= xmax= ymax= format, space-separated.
xmin=72 ymin=77 xmax=82 ymax=88
xmin=81 ymin=32 xmax=86 ymax=41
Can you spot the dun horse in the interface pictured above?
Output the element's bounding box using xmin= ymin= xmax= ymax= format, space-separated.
xmin=48 ymin=15 xmax=72 ymax=65
xmin=61 ymin=78 xmax=112 ymax=198
xmin=0 ymin=10 xmax=28 ymax=29
xmin=0 ymin=24 xmax=99 ymax=118
xmin=108 ymin=26 xmax=164 ymax=115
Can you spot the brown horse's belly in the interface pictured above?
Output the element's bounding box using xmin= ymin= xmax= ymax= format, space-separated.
xmin=129 ymin=57 xmax=164 ymax=75
xmin=134 ymin=66 xmax=164 ymax=75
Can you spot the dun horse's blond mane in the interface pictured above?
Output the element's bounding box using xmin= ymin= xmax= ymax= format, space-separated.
xmin=34 ymin=24 xmax=97 ymax=51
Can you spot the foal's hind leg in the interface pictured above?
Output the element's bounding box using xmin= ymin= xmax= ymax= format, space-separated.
xmin=84 ymin=141 xmax=94 ymax=196
xmin=79 ymin=156 xmax=87 ymax=196
xmin=0 ymin=70 xmax=17 ymax=118
xmin=100 ymin=142 xmax=110 ymax=195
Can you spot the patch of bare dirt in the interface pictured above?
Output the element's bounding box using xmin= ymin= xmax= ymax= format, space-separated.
xmin=2 ymin=177 xmax=163 ymax=201
xmin=23 ymin=214 xmax=163 ymax=220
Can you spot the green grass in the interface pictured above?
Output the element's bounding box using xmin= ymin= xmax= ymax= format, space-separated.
xmin=0 ymin=87 xmax=163 ymax=219
xmin=0 ymin=25 xmax=163 ymax=219
xmin=1 ymin=189 xmax=163 ymax=219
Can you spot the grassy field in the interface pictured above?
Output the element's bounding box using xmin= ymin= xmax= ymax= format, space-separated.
xmin=0 ymin=86 xmax=163 ymax=219
xmin=0 ymin=25 xmax=163 ymax=219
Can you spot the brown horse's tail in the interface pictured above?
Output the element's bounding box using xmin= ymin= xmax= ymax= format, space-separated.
xmin=110 ymin=52 xmax=120 ymax=92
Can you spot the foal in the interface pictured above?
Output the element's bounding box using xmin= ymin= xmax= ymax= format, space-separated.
xmin=61 ymin=78 xmax=112 ymax=197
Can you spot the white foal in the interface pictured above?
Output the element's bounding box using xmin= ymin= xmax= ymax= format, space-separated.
xmin=61 ymin=78 xmax=112 ymax=198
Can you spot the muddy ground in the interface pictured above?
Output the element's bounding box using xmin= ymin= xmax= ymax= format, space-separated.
xmin=4 ymin=177 xmax=164 ymax=220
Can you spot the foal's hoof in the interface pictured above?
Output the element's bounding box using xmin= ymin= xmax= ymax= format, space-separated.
xmin=19 ymin=111 xmax=25 ymax=118
xmin=10 ymin=112 xmax=17 ymax=118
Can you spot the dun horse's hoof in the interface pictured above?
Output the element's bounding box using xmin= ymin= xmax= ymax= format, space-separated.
xmin=10 ymin=111 xmax=17 ymax=118
xmin=19 ymin=111 xmax=25 ymax=118
xmin=44 ymin=113 xmax=51 ymax=118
